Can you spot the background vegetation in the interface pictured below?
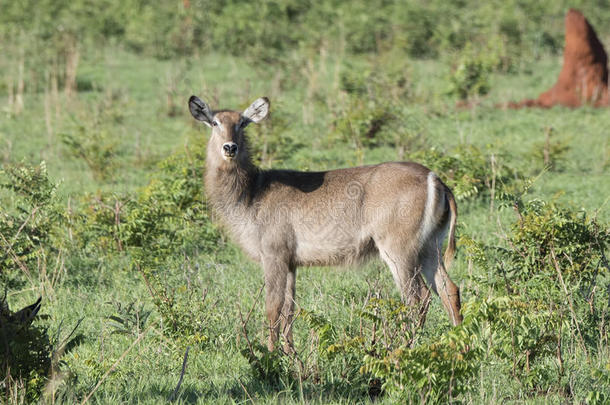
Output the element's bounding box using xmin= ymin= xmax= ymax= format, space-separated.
xmin=1 ymin=0 xmax=609 ymax=403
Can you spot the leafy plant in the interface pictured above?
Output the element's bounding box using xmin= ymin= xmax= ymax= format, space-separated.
xmin=529 ymin=127 xmax=571 ymax=172
xmin=59 ymin=88 xmax=130 ymax=181
xmin=462 ymin=193 xmax=609 ymax=395
xmin=248 ymin=104 xmax=304 ymax=168
xmin=72 ymin=141 xmax=220 ymax=257
xmin=105 ymin=300 xmax=151 ymax=336
xmin=447 ymin=46 xmax=492 ymax=100
xmin=408 ymin=145 xmax=519 ymax=201
xmin=331 ymin=99 xmax=395 ymax=149
xmin=0 ymin=162 xmax=61 ymax=284
xmin=362 ymin=322 xmax=480 ymax=403
xmin=301 ymin=296 xmax=480 ymax=402
xmin=586 ymin=364 xmax=610 ymax=404
xmin=467 ymin=197 xmax=610 ymax=290
xmin=138 ymin=265 xmax=211 ymax=347
xmin=66 ymin=141 xmax=222 ymax=346
xmin=240 ymin=341 xmax=292 ymax=386
xmin=60 ymin=126 xmax=119 ymax=181
xmin=339 ymin=61 xmax=409 ymax=99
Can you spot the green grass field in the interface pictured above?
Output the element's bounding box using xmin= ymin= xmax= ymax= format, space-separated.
xmin=1 ymin=5 xmax=610 ymax=403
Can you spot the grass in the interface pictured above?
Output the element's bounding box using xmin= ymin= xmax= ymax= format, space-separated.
xmin=1 ymin=45 xmax=609 ymax=403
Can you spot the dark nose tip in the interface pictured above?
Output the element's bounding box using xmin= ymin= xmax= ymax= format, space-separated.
xmin=223 ymin=143 xmax=238 ymax=156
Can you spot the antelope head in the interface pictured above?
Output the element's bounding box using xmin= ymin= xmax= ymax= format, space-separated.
xmin=188 ymin=95 xmax=270 ymax=166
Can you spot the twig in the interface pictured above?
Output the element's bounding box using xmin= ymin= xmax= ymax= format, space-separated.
xmin=543 ymin=127 xmax=553 ymax=167
xmin=80 ymin=322 xmax=154 ymax=405
xmin=555 ymin=306 xmax=564 ymax=376
xmin=0 ymin=232 xmax=32 ymax=282
xmin=168 ymin=346 xmax=190 ymax=402
xmin=55 ymin=317 xmax=84 ymax=356
xmin=244 ymin=284 xmax=265 ymax=328
xmin=10 ymin=206 xmax=40 ymax=247
xmin=489 ymin=153 xmax=496 ymax=214
xmin=550 ymin=248 xmax=589 ymax=361
xmin=237 ymin=283 xmax=265 ymax=356
xmin=0 ymin=204 xmax=39 ymax=283
xmin=238 ymin=378 xmax=255 ymax=404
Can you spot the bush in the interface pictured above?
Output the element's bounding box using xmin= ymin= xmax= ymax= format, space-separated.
xmin=0 ymin=162 xmax=61 ymax=285
xmin=462 ymin=195 xmax=609 ymax=395
xmin=71 ymin=141 xmax=222 ymax=344
xmin=60 ymin=128 xmax=119 ymax=182
xmin=447 ymin=43 xmax=493 ymax=100
xmin=301 ymin=297 xmax=481 ymax=402
xmin=408 ymin=145 xmax=519 ymax=201
xmin=72 ymin=140 xmax=220 ymax=257
xmin=0 ymin=303 xmax=51 ymax=402
xmin=331 ymin=62 xmax=411 ymax=151
xmin=248 ymin=104 xmax=304 ymax=168
xmin=362 ymin=322 xmax=480 ymax=403
xmin=465 ymin=198 xmax=609 ymax=292
xmin=331 ymin=98 xmax=395 ymax=149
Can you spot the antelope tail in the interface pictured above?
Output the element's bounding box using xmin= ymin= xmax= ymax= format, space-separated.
xmin=443 ymin=188 xmax=458 ymax=271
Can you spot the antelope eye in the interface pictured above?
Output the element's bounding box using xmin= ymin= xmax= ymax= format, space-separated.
xmin=211 ymin=120 xmax=219 ymax=127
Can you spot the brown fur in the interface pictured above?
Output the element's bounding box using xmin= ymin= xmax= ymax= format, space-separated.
xmin=189 ymin=96 xmax=463 ymax=351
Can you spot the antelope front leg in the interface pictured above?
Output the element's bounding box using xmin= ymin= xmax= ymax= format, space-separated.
xmin=281 ymin=267 xmax=296 ymax=353
xmin=262 ymin=257 xmax=289 ymax=351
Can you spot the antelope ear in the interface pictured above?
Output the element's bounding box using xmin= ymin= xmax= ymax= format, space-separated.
xmin=188 ymin=95 xmax=214 ymax=127
xmin=243 ymin=97 xmax=270 ymax=123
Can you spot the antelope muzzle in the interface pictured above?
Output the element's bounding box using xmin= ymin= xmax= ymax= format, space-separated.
xmin=222 ymin=142 xmax=238 ymax=160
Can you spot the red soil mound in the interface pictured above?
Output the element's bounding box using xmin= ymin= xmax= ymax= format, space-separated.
xmin=508 ymin=9 xmax=609 ymax=108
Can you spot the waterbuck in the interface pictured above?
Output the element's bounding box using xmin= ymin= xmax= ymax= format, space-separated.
xmin=188 ymin=95 xmax=462 ymax=351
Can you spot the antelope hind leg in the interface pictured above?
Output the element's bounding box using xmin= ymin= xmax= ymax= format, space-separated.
xmin=420 ymin=244 xmax=462 ymax=326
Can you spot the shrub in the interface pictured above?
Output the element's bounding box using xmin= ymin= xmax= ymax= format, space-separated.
xmin=1 ymin=295 xmax=83 ymax=402
xmin=331 ymin=99 xmax=395 ymax=149
xmin=59 ymin=89 xmax=129 ymax=181
xmin=122 ymin=144 xmax=220 ymax=257
xmin=302 ymin=297 xmax=481 ymax=402
xmin=408 ymin=145 xmax=519 ymax=201
xmin=339 ymin=60 xmax=410 ymax=100
xmin=240 ymin=341 xmax=292 ymax=386
xmin=0 ymin=305 xmax=51 ymax=402
xmin=60 ymin=127 xmax=118 ymax=182
xmin=72 ymin=141 xmax=220 ymax=257
xmin=0 ymin=162 xmax=61 ymax=284
xmin=462 ymin=195 xmax=609 ymax=394
xmin=70 ymin=141 xmax=222 ymax=345
xmin=248 ymin=104 xmax=304 ymax=168
xmin=362 ymin=322 xmax=480 ymax=403
xmin=465 ymin=198 xmax=609 ymax=292
xmin=138 ymin=265 xmax=212 ymax=347
xmin=528 ymin=127 xmax=571 ymax=172
xmin=447 ymin=45 xmax=492 ymax=100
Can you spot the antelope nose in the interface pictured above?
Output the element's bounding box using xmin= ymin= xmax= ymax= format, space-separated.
xmin=222 ymin=142 xmax=238 ymax=156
